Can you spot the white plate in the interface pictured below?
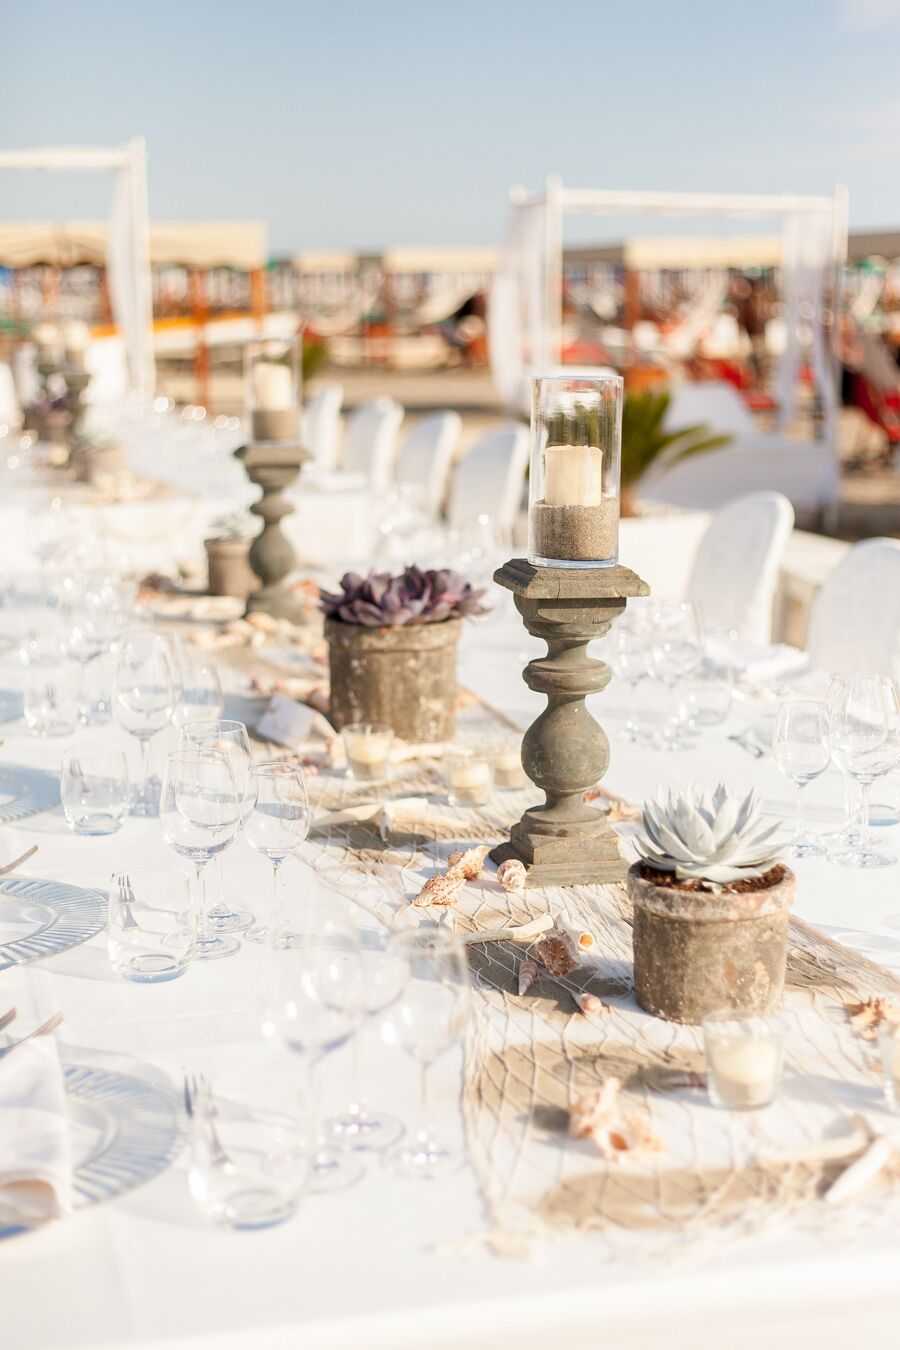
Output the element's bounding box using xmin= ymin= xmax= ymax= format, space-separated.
xmin=0 ymin=765 xmax=60 ymax=824
xmin=0 ymin=876 xmax=106 ymax=969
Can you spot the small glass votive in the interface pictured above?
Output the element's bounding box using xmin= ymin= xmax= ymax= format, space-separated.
xmin=878 ymin=1022 xmax=900 ymax=1112
xmin=702 ymin=1012 xmax=786 ymax=1110
xmin=23 ymin=662 xmax=80 ymax=736
xmin=245 ymin=336 xmax=301 ymax=444
xmin=444 ymin=745 xmax=494 ymax=807
xmin=108 ymin=868 xmax=195 ymax=983
xmin=678 ymin=663 xmax=735 ymax=729
xmin=492 ymin=741 xmax=527 ymax=791
xmin=342 ymin=722 xmax=393 ymax=782
xmin=61 ymin=746 xmax=129 ymax=835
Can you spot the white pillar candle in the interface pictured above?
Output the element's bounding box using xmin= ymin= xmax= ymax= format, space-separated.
xmin=62 ymin=320 xmax=89 ymax=360
xmin=709 ymin=1038 xmax=780 ymax=1109
xmin=543 ymin=444 xmax=603 ymax=508
xmin=252 ymin=361 xmax=294 ymax=411
xmin=33 ymin=322 xmax=60 ymax=355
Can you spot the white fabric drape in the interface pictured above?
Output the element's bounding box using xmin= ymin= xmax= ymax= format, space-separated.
xmin=107 ymin=144 xmax=155 ymax=394
xmin=774 ymin=211 xmax=837 ymax=442
xmin=488 ymin=201 xmax=547 ymax=412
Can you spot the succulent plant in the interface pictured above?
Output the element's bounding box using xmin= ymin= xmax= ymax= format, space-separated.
xmin=320 ymin=566 xmax=486 ymax=628
xmin=634 ymin=783 xmax=784 ymax=888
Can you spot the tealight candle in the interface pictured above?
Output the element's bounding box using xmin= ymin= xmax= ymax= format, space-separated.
xmin=878 ymin=1024 xmax=900 ymax=1112
xmin=493 ymin=743 xmax=527 ymax=791
xmin=444 ymin=748 xmax=494 ymax=807
xmin=702 ymin=1013 xmax=786 ymax=1110
xmin=342 ymin=723 xmax=393 ymax=782
xmin=62 ymin=319 xmax=90 ymax=365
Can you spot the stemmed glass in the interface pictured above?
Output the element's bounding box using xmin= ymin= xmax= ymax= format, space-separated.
xmin=160 ymin=748 xmax=242 ymax=960
xmin=829 ymin=675 xmax=900 ymax=869
xmin=606 ymin=607 xmax=651 ymax=743
xmin=266 ymin=888 xmax=366 ymax=1192
xmin=647 ymin=601 xmax=702 ymax=751
xmin=324 ymin=916 xmax=408 ymax=1152
xmin=113 ymin=632 xmax=177 ymax=816
xmin=381 ymin=927 xmax=470 ymax=1180
xmin=173 ymin=658 xmax=225 ymax=728
xmin=66 ymin=577 xmax=126 ymax=724
xmin=179 ymin=719 xmax=257 ymax=934
xmin=773 ymin=700 xmax=831 ymax=858
xmin=244 ymin=763 xmax=311 ymax=947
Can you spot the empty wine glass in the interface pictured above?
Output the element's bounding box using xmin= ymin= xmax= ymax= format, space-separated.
xmin=324 ymin=911 xmax=408 ymax=1152
xmin=647 ymin=601 xmax=702 ymax=751
xmin=244 ymin=762 xmax=311 ymax=947
xmin=114 ymin=633 xmax=176 ymax=816
xmin=179 ymin=719 xmax=258 ymax=933
xmin=173 ymin=658 xmax=225 ymax=728
xmin=829 ymin=675 xmax=900 ymax=869
xmin=381 ymin=927 xmax=470 ymax=1180
xmin=265 ymin=887 xmax=365 ymax=1192
xmin=160 ymin=748 xmax=242 ymax=960
xmin=773 ymin=700 xmax=831 ymax=858
xmin=605 ymin=607 xmax=652 ymax=743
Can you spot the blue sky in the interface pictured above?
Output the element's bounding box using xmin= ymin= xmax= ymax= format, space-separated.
xmin=2 ymin=0 xmax=900 ymax=254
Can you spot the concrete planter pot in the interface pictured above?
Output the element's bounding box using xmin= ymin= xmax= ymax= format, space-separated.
xmin=325 ymin=617 xmax=460 ymax=743
xmin=205 ymin=537 xmax=260 ymax=601
xmin=626 ymin=863 xmax=795 ymax=1025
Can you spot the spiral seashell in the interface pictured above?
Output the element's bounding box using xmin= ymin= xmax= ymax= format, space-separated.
xmin=518 ymin=958 xmax=540 ymax=996
xmin=413 ymin=871 xmax=465 ymax=908
xmin=533 ymin=927 xmax=580 ymax=978
xmin=496 ymin=859 xmax=527 ymax=893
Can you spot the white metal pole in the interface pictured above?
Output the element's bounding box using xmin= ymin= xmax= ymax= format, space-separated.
xmin=544 ymin=174 xmax=564 ymax=370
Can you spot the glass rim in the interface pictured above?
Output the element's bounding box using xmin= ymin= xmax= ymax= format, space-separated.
xmin=342 ymin=722 xmax=393 ymax=736
xmin=701 ymin=1010 xmax=788 ymax=1036
xmin=531 ymin=371 xmax=624 ymax=390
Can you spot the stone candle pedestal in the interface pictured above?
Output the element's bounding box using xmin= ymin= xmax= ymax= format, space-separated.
xmin=489 ymin=558 xmax=649 ymax=888
xmin=234 ymin=440 xmax=309 ymax=623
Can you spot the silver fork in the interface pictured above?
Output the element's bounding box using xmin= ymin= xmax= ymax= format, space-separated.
xmin=184 ymin=1070 xmax=231 ymax=1168
xmin=0 ymin=1011 xmax=63 ymax=1057
xmin=116 ymin=873 xmax=140 ymax=929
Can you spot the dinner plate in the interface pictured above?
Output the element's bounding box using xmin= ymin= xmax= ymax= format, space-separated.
xmin=1 ymin=1063 xmax=184 ymax=1239
xmin=0 ymin=764 xmax=60 ymax=824
xmin=0 ymin=876 xmax=106 ymax=969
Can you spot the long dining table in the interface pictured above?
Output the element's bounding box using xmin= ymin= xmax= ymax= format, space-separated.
xmin=1 ymin=595 xmax=900 ymax=1350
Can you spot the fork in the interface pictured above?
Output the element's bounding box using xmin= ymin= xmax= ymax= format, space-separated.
xmin=0 ymin=1011 xmax=64 ymax=1058
xmin=184 ymin=1070 xmax=231 ymax=1168
xmin=115 ymin=873 xmax=140 ymax=929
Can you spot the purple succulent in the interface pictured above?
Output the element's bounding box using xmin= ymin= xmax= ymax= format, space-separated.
xmin=320 ymin=566 xmax=487 ymax=627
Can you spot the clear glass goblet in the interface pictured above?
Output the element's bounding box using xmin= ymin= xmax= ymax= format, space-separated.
xmin=179 ymin=719 xmax=257 ymax=933
xmin=244 ymin=762 xmax=311 ymax=947
xmin=829 ymin=675 xmax=900 ymax=869
xmin=773 ymin=699 xmax=831 ymax=859
xmin=113 ymin=632 xmax=176 ymax=817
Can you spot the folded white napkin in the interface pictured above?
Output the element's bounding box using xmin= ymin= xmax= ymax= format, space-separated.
xmin=0 ymin=1039 xmax=72 ymax=1228
xmin=706 ymin=636 xmax=810 ymax=686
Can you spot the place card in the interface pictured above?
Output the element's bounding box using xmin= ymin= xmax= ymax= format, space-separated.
xmin=255 ymin=693 xmax=315 ymax=749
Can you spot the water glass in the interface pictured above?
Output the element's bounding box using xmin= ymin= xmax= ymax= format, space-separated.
xmin=829 ymin=675 xmax=900 ymax=869
xmin=244 ymin=762 xmax=311 ymax=948
xmin=114 ymin=632 xmax=177 ymax=816
xmin=702 ymin=1012 xmax=786 ymax=1111
xmin=773 ymin=700 xmax=831 ymax=859
xmin=61 ymin=747 xmax=129 ymax=835
xmin=23 ymin=662 xmax=80 ymax=736
xmin=108 ymin=868 xmax=195 ymax=983
xmin=173 ymin=659 xmax=225 ymax=728
xmin=647 ymin=601 xmax=703 ymax=751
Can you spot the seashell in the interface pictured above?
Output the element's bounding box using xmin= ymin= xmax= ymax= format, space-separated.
xmin=497 ymin=859 xmax=527 ymax=893
xmin=825 ymin=1135 xmax=894 ymax=1206
xmin=518 ymin=959 xmax=540 ymax=996
xmin=572 ymin=991 xmax=608 ymax=1017
xmin=651 ymin=1069 xmax=708 ymax=1091
xmin=568 ymin=1078 xmax=665 ymax=1162
xmin=843 ymin=996 xmax=900 ymax=1041
xmin=413 ymin=871 xmax=466 ymax=908
xmin=533 ymin=927 xmax=580 ymax=978
xmin=447 ymin=845 xmax=491 ymax=880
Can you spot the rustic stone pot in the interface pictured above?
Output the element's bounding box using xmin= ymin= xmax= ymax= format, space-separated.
xmin=325 ymin=617 xmax=460 ymax=743
xmin=205 ymin=537 xmax=260 ymax=601
xmin=627 ymin=863 xmax=795 ymax=1025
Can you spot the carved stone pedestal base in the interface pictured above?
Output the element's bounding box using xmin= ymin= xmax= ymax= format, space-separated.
xmin=234 ymin=441 xmax=309 ymax=624
xmin=488 ymin=558 xmax=649 ymax=888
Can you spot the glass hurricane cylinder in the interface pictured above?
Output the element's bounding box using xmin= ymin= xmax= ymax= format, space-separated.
xmin=527 ymin=374 xmax=623 ymax=569
xmin=244 ymin=336 xmax=301 ymax=444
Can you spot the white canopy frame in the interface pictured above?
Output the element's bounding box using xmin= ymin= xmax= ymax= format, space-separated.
xmin=490 ymin=176 xmax=849 ymax=450
xmin=0 ymin=139 xmax=154 ymax=393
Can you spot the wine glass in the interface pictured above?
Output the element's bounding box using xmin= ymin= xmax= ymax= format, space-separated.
xmin=113 ymin=632 xmax=176 ymax=817
xmin=829 ymin=675 xmax=900 ymax=869
xmin=647 ymin=601 xmax=702 ymax=751
xmin=323 ymin=911 xmax=408 ymax=1152
xmin=244 ymin=762 xmax=311 ymax=947
xmin=173 ymin=658 xmax=225 ymax=728
xmin=265 ymin=886 xmax=366 ymax=1192
xmin=773 ymin=700 xmax=831 ymax=858
xmin=179 ymin=719 xmax=257 ymax=933
xmin=160 ymin=748 xmax=242 ymax=960
xmin=605 ymin=606 xmax=652 ymax=743
xmin=381 ymin=927 xmax=470 ymax=1180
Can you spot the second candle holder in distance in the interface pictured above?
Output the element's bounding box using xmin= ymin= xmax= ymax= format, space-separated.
xmin=528 ymin=374 xmax=623 ymax=569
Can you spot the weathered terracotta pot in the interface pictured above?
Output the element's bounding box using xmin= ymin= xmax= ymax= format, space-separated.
xmin=627 ymin=863 xmax=795 ymax=1024
xmin=205 ymin=537 xmax=259 ymax=601
xmin=325 ymin=617 xmax=460 ymax=743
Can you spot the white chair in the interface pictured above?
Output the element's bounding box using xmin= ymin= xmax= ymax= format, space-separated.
xmin=341 ymin=397 xmax=404 ymax=492
xmin=685 ymin=492 xmax=794 ymax=643
xmin=664 ymin=380 xmax=758 ymax=440
xmin=806 ymin=537 xmax=900 ymax=679
xmin=394 ymin=411 xmax=461 ymax=515
xmin=0 ymin=362 xmax=22 ymax=431
xmin=448 ymin=424 xmax=529 ymax=544
xmin=302 ymin=383 xmax=343 ymax=472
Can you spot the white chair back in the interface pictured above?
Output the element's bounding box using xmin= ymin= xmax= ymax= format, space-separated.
xmin=341 ymin=397 xmax=404 ymax=491
xmin=665 ymin=380 xmax=757 ymax=441
xmin=448 ymin=423 xmax=529 ymax=543
xmin=686 ymin=492 xmax=794 ymax=643
xmin=0 ymin=362 xmax=21 ymax=430
xmin=806 ymin=537 xmax=900 ymax=680
xmin=394 ymin=411 xmax=461 ymax=513
xmin=302 ymin=383 xmax=343 ymax=471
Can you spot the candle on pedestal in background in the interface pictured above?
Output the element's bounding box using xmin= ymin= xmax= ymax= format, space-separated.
xmin=63 ymin=320 xmax=90 ymax=366
xmin=543 ymin=444 xmax=604 ymax=507
xmin=33 ymin=322 xmax=61 ymax=361
xmin=250 ymin=359 xmax=299 ymax=442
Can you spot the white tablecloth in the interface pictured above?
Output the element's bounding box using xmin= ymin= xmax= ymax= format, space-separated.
xmin=1 ymin=612 xmax=899 ymax=1348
